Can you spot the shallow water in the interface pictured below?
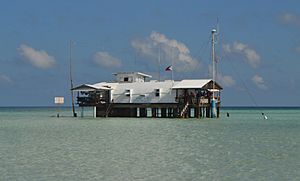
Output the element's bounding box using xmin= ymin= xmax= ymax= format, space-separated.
xmin=0 ymin=107 xmax=299 ymax=180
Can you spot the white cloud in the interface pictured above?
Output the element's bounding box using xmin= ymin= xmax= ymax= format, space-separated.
xmin=93 ymin=51 xmax=122 ymax=68
xmin=218 ymin=74 xmax=235 ymax=87
xmin=222 ymin=41 xmax=260 ymax=68
xmin=131 ymin=31 xmax=201 ymax=72
xmin=252 ymin=75 xmax=267 ymax=90
xmin=233 ymin=42 xmax=247 ymax=52
xmin=208 ymin=65 xmax=235 ymax=87
xmin=279 ymin=12 xmax=300 ymax=26
xmin=222 ymin=44 xmax=231 ymax=53
xmin=0 ymin=74 xmax=12 ymax=84
xmin=295 ymin=46 xmax=300 ymax=53
xmin=18 ymin=44 xmax=56 ymax=69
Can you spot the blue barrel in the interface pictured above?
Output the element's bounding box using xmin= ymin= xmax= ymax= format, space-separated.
xmin=210 ymin=99 xmax=217 ymax=118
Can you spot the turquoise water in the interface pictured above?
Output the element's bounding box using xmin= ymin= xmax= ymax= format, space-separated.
xmin=0 ymin=107 xmax=299 ymax=180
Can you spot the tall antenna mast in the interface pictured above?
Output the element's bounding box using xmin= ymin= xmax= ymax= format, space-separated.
xmin=211 ymin=29 xmax=218 ymax=118
xmin=69 ymin=40 xmax=77 ymax=117
xmin=216 ymin=18 xmax=220 ymax=82
xmin=212 ymin=29 xmax=217 ymax=98
xmin=158 ymin=44 xmax=161 ymax=81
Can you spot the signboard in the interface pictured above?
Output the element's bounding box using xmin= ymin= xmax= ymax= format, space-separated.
xmin=200 ymin=98 xmax=209 ymax=104
xmin=54 ymin=97 xmax=64 ymax=104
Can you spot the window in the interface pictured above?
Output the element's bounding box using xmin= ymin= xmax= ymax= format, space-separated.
xmin=124 ymin=77 xmax=129 ymax=82
xmin=190 ymin=108 xmax=195 ymax=118
xmin=157 ymin=108 xmax=161 ymax=117
xmin=136 ymin=108 xmax=140 ymax=117
xmin=167 ymin=108 xmax=173 ymax=117
xmin=125 ymin=89 xmax=131 ymax=97
xmin=146 ymin=108 xmax=152 ymax=117
xmin=155 ymin=89 xmax=160 ymax=97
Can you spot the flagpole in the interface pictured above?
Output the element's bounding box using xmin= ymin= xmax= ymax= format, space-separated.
xmin=171 ymin=47 xmax=174 ymax=82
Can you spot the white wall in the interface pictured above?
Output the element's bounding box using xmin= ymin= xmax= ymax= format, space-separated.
xmin=109 ymin=81 xmax=177 ymax=103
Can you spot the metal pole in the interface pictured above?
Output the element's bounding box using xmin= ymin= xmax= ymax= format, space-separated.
xmin=211 ymin=29 xmax=217 ymax=118
xmin=158 ymin=44 xmax=161 ymax=81
xmin=212 ymin=29 xmax=216 ymax=99
xmin=69 ymin=40 xmax=77 ymax=117
xmin=93 ymin=106 xmax=97 ymax=118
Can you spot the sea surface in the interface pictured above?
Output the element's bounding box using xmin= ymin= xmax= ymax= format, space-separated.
xmin=0 ymin=107 xmax=299 ymax=181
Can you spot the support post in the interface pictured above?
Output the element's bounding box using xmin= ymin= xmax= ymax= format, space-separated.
xmin=211 ymin=99 xmax=217 ymax=118
xmin=81 ymin=107 xmax=84 ymax=118
xmin=93 ymin=106 xmax=97 ymax=118
xmin=210 ymin=29 xmax=217 ymax=118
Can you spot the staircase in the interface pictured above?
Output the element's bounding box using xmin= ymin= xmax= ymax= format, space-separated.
xmin=105 ymin=103 xmax=114 ymax=117
xmin=180 ymin=102 xmax=189 ymax=118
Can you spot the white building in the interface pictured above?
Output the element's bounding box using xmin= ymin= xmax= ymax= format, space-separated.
xmin=72 ymin=72 xmax=222 ymax=118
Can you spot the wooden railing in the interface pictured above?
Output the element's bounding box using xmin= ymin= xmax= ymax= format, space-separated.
xmin=176 ymin=96 xmax=220 ymax=107
xmin=77 ymin=96 xmax=107 ymax=106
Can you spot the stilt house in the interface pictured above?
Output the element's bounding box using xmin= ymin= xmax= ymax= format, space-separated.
xmin=72 ymin=72 xmax=222 ymax=118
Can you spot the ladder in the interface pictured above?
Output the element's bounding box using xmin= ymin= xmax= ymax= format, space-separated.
xmin=105 ymin=102 xmax=114 ymax=117
xmin=180 ymin=102 xmax=189 ymax=118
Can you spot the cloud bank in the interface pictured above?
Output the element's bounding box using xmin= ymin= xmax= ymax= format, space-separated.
xmin=208 ymin=65 xmax=235 ymax=87
xmin=252 ymin=75 xmax=267 ymax=90
xmin=0 ymin=74 xmax=12 ymax=84
xmin=131 ymin=31 xmax=201 ymax=72
xmin=19 ymin=44 xmax=56 ymax=69
xmin=93 ymin=51 xmax=122 ymax=68
xmin=279 ymin=12 xmax=300 ymax=26
xmin=295 ymin=46 xmax=300 ymax=53
xmin=217 ymin=74 xmax=235 ymax=87
xmin=222 ymin=41 xmax=261 ymax=68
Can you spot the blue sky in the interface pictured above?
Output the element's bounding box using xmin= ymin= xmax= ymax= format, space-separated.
xmin=1 ymin=0 xmax=300 ymax=106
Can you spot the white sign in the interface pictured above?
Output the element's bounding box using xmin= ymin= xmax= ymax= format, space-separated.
xmin=54 ymin=97 xmax=64 ymax=104
xmin=200 ymin=98 xmax=209 ymax=104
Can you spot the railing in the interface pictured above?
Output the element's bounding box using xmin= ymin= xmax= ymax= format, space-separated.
xmin=176 ymin=96 xmax=220 ymax=107
xmin=77 ymin=96 xmax=107 ymax=106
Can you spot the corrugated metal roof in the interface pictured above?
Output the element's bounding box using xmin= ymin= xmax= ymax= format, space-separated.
xmin=73 ymin=79 xmax=222 ymax=91
xmin=93 ymin=82 xmax=118 ymax=89
xmin=112 ymin=72 xmax=152 ymax=78
xmin=72 ymin=84 xmax=113 ymax=91
xmin=172 ymin=79 xmax=212 ymax=89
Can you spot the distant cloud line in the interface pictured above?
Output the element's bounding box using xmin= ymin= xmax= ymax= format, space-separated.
xmin=93 ymin=51 xmax=122 ymax=68
xmin=0 ymin=74 xmax=12 ymax=84
xmin=279 ymin=12 xmax=300 ymax=55
xmin=16 ymin=31 xmax=273 ymax=90
xmin=279 ymin=12 xmax=300 ymax=26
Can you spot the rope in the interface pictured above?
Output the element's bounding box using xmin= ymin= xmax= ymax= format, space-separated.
xmin=218 ymin=37 xmax=268 ymax=119
xmin=221 ymin=52 xmax=259 ymax=107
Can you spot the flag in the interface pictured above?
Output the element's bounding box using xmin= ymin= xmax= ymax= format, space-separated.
xmin=165 ymin=65 xmax=173 ymax=71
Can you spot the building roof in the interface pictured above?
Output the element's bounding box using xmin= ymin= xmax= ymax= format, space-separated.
xmin=172 ymin=79 xmax=210 ymax=89
xmin=112 ymin=72 xmax=152 ymax=78
xmin=73 ymin=79 xmax=223 ymax=92
xmin=72 ymin=83 xmax=113 ymax=91
xmin=172 ymin=79 xmax=223 ymax=90
xmin=72 ymin=79 xmax=222 ymax=103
